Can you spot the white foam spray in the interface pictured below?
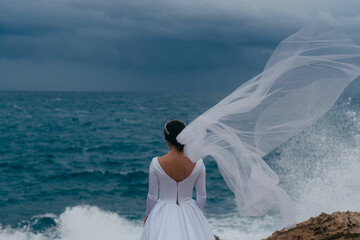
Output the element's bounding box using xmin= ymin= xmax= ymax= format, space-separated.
xmin=275 ymin=104 xmax=360 ymax=222
xmin=0 ymin=206 xmax=142 ymax=240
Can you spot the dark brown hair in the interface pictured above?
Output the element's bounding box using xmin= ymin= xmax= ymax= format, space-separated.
xmin=164 ymin=119 xmax=186 ymax=151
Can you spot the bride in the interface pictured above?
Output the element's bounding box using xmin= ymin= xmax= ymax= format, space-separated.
xmin=141 ymin=119 xmax=215 ymax=240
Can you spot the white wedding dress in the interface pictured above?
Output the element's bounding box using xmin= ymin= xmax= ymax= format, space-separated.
xmin=141 ymin=157 xmax=215 ymax=240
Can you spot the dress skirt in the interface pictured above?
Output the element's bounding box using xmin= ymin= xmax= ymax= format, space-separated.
xmin=141 ymin=199 xmax=215 ymax=240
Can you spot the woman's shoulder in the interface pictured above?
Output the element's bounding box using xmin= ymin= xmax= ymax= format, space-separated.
xmin=191 ymin=158 xmax=205 ymax=173
xmin=148 ymin=157 xmax=160 ymax=170
xmin=197 ymin=158 xmax=205 ymax=169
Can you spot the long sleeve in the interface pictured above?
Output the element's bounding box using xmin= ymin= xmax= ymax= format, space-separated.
xmin=145 ymin=159 xmax=159 ymax=216
xmin=195 ymin=161 xmax=207 ymax=210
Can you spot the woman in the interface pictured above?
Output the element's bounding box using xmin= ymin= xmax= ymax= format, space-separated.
xmin=141 ymin=119 xmax=215 ymax=240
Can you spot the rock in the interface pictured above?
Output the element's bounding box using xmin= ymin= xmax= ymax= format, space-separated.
xmin=264 ymin=211 xmax=360 ymax=240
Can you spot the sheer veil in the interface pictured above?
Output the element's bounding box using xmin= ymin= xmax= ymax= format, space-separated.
xmin=177 ymin=21 xmax=360 ymax=229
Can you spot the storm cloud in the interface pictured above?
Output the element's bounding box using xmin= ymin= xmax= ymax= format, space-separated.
xmin=1 ymin=0 xmax=360 ymax=91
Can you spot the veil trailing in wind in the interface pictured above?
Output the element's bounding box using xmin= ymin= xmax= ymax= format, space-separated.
xmin=177 ymin=22 xmax=360 ymax=229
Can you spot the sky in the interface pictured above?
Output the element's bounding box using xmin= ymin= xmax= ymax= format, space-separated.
xmin=1 ymin=0 xmax=360 ymax=92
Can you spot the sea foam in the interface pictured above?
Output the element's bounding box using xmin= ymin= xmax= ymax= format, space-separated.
xmin=274 ymin=104 xmax=360 ymax=222
xmin=0 ymin=206 xmax=142 ymax=240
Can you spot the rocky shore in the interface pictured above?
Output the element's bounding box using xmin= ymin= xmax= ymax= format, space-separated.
xmin=264 ymin=211 xmax=360 ymax=240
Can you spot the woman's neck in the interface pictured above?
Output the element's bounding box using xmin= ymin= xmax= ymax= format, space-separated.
xmin=168 ymin=147 xmax=182 ymax=155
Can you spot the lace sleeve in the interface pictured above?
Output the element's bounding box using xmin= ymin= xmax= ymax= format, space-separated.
xmin=195 ymin=160 xmax=207 ymax=210
xmin=145 ymin=159 xmax=159 ymax=216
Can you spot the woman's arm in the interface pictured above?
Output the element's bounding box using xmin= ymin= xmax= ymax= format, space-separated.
xmin=195 ymin=160 xmax=207 ymax=210
xmin=145 ymin=159 xmax=159 ymax=220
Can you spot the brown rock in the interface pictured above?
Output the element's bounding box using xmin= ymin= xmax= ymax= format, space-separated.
xmin=264 ymin=211 xmax=360 ymax=240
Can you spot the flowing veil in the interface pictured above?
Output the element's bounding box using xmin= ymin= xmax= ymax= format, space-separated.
xmin=177 ymin=21 xmax=360 ymax=229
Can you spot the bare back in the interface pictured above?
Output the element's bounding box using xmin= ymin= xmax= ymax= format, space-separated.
xmin=157 ymin=154 xmax=196 ymax=183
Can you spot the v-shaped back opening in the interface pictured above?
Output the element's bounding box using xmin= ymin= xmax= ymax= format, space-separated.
xmin=155 ymin=157 xmax=199 ymax=183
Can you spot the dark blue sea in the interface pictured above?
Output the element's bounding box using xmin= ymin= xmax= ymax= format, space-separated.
xmin=0 ymin=91 xmax=359 ymax=240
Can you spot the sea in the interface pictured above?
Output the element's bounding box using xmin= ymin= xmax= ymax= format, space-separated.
xmin=0 ymin=91 xmax=359 ymax=240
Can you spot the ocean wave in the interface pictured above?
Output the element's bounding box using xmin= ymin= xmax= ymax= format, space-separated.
xmin=0 ymin=205 xmax=142 ymax=240
xmin=269 ymin=101 xmax=360 ymax=222
xmin=44 ymin=170 xmax=147 ymax=182
xmin=85 ymin=142 xmax=139 ymax=154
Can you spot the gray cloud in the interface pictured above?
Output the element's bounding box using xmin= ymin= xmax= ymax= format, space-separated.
xmin=0 ymin=0 xmax=360 ymax=91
